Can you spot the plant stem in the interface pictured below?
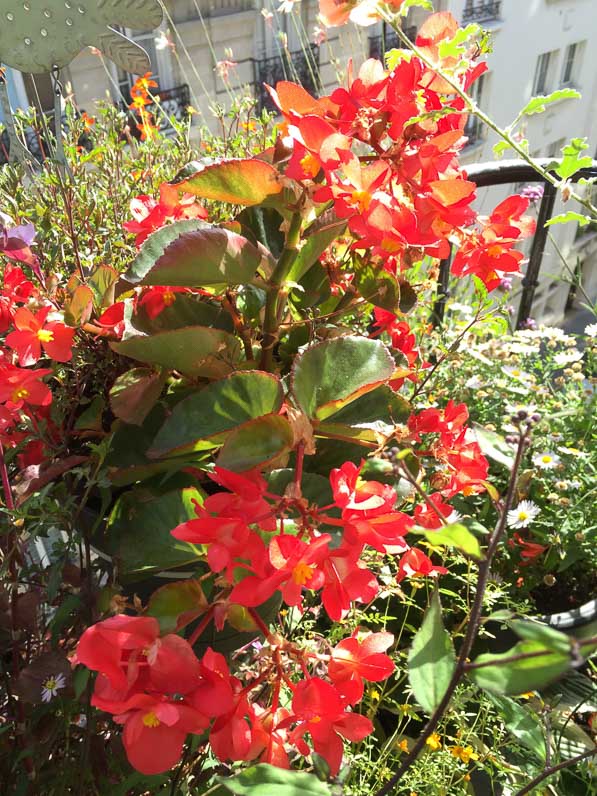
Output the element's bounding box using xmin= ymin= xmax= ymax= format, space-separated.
xmin=514 ymin=747 xmax=597 ymax=796
xmin=188 ymin=605 xmax=215 ymax=646
xmin=375 ymin=430 xmax=529 ymax=796
xmin=260 ymin=212 xmax=303 ymax=371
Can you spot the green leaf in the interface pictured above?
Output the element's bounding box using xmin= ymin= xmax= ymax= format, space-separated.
xmin=555 ymin=138 xmax=593 ymax=181
xmin=110 ymin=368 xmax=167 ymax=426
xmin=102 ymin=486 xmax=205 ymax=578
xmin=472 ymin=422 xmax=515 ymax=469
xmin=216 ymin=414 xmax=294 ymax=471
xmin=63 ymin=284 xmax=93 ymax=326
xmin=147 ymin=579 xmax=208 ymax=634
xmin=74 ymin=396 xmax=105 ymax=432
xmin=354 ymin=263 xmax=400 ymax=312
xmin=173 ymin=158 xmax=283 ymax=206
xmin=218 ymin=764 xmax=332 ymax=796
xmin=398 ymin=0 xmax=433 ymax=15
xmin=316 ymin=385 xmax=411 ymax=445
xmin=486 ymin=695 xmax=546 ymax=762
xmin=438 ymin=24 xmax=481 ymax=61
xmin=132 ymin=295 xmax=234 ymax=335
xmin=518 ymin=89 xmax=581 ymax=117
xmin=408 ymin=591 xmax=456 ymax=714
xmin=122 ymin=220 xmax=262 ymax=288
xmin=508 ymin=619 xmax=572 ymax=654
xmin=291 ymin=336 xmax=395 ymax=420
xmin=467 ymin=641 xmax=571 ymax=695
xmin=111 ymin=325 xmax=241 ymax=379
xmin=287 ymin=216 xmax=347 ymax=283
xmin=87 ymin=264 xmax=119 ymax=309
xmin=149 ymin=371 xmax=284 ymax=457
xmin=415 ymin=522 xmax=483 ymax=560
xmin=546 ymin=211 xmax=592 ymax=227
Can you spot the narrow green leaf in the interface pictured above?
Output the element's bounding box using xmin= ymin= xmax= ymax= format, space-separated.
xmin=172 ymin=158 xmax=282 ymax=205
xmin=545 ymin=211 xmax=592 ymax=227
xmin=415 ymin=522 xmax=483 ymax=560
xmin=287 ymin=216 xmax=346 ymax=283
xmin=218 ymin=764 xmax=332 ymax=796
xmin=216 ymin=414 xmax=294 ymax=471
xmin=408 ymin=591 xmax=456 ymax=714
xmin=149 ymin=371 xmax=284 ymax=457
xmin=486 ymin=695 xmax=546 ymax=762
xmin=122 ymin=220 xmax=262 ymax=287
xmin=291 ymin=336 xmax=395 ymax=420
xmin=519 ymin=89 xmax=581 ymax=117
xmin=468 ymin=641 xmax=570 ymax=695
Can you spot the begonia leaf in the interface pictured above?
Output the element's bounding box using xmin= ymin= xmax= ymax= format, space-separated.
xmin=103 ymin=486 xmax=205 ymax=578
xmin=467 ymin=641 xmax=571 ymax=695
xmin=316 ymin=386 xmax=411 ymax=445
xmin=147 ymin=579 xmax=208 ymax=634
xmin=63 ymin=284 xmax=94 ymax=326
xmin=287 ymin=215 xmax=347 ymax=283
xmin=408 ymin=591 xmax=456 ymax=714
xmin=291 ymin=336 xmax=396 ymax=420
xmin=111 ymin=325 xmax=241 ymax=378
xmin=414 ymin=522 xmax=483 ymax=560
xmin=149 ymin=371 xmax=284 ymax=457
xmin=122 ymin=220 xmax=262 ymax=287
xmin=173 ymin=158 xmax=282 ymax=205
xmin=218 ymin=764 xmax=332 ymax=796
xmin=216 ymin=414 xmax=294 ymax=472
xmin=109 ymin=367 xmax=167 ymax=426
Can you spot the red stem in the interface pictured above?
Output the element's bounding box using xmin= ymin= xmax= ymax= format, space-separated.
xmin=188 ymin=605 xmax=214 ymax=646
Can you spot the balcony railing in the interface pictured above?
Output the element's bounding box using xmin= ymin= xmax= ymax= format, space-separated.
xmin=462 ymin=1 xmax=501 ymax=24
xmin=431 ymin=159 xmax=597 ymax=329
xmin=369 ymin=25 xmax=417 ymax=60
xmin=253 ymin=46 xmax=320 ymax=113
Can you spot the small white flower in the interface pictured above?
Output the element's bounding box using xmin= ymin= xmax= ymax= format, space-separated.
xmin=41 ymin=673 xmax=66 ymax=703
xmin=507 ymin=500 xmax=540 ymax=529
xmin=557 ymin=445 xmax=589 ymax=458
xmin=465 ymin=375 xmax=483 ymax=389
xmin=502 ymin=366 xmax=533 ymax=383
xmin=584 ymin=322 xmax=597 ymax=338
xmin=554 ymin=349 xmax=582 ymax=366
xmin=533 ymin=452 xmax=561 ymax=470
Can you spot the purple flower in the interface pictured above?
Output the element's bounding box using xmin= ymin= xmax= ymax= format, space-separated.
xmin=519 ymin=184 xmax=544 ymax=203
xmin=499 ymin=276 xmax=513 ymax=291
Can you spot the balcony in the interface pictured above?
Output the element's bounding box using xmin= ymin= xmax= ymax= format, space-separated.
xmin=462 ymin=1 xmax=501 ymax=24
xmin=369 ymin=25 xmax=417 ymax=60
xmin=253 ymin=46 xmax=320 ymax=113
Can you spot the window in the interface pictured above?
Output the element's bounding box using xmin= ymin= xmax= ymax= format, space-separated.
xmin=533 ymin=50 xmax=558 ymax=95
xmin=561 ymin=41 xmax=584 ymax=87
xmin=464 ymin=72 xmax=487 ymax=146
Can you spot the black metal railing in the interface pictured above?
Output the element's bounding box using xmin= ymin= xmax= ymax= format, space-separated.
xmin=369 ymin=25 xmax=417 ymax=60
xmin=253 ymin=46 xmax=320 ymax=113
xmin=431 ymin=159 xmax=597 ymax=329
xmin=462 ymin=1 xmax=501 ymax=24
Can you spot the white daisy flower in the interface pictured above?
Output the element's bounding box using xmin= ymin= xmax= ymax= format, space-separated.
xmin=506 ymin=500 xmax=540 ymax=529
xmin=584 ymin=322 xmax=597 ymax=338
xmin=533 ymin=452 xmax=561 ymax=469
xmin=554 ymin=350 xmax=582 ymax=366
xmin=502 ymin=366 xmax=533 ymax=383
xmin=41 ymin=673 xmax=66 ymax=703
xmin=465 ymin=375 xmax=483 ymax=389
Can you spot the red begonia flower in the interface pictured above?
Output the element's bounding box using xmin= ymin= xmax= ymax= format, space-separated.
xmin=328 ymin=631 xmax=394 ymax=702
xmin=0 ymin=365 xmax=53 ymax=409
xmin=6 ymin=306 xmax=74 ymax=366
xmin=396 ymin=547 xmax=448 ymax=582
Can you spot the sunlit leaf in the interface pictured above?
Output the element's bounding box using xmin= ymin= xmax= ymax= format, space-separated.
xmin=173 ymin=158 xmax=282 ymax=205
xmin=468 ymin=641 xmax=571 ymax=695
xmin=216 ymin=414 xmax=294 ymax=471
xmin=218 ymin=764 xmax=332 ymax=796
xmin=147 ymin=580 xmax=208 ymax=634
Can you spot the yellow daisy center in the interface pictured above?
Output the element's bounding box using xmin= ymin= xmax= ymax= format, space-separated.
xmin=541 ymin=456 xmax=552 ymax=463
xmin=518 ymin=511 xmax=529 ymax=521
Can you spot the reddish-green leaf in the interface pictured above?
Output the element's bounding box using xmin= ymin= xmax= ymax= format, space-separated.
xmin=291 ymin=336 xmax=396 ymax=420
xmin=64 ymin=284 xmax=94 ymax=326
xmin=110 ymin=326 xmax=241 ymax=378
xmin=216 ymin=414 xmax=294 ymax=471
xmin=173 ymin=158 xmax=282 ymax=206
xmin=110 ymin=368 xmax=167 ymax=426
xmin=147 ymin=580 xmax=208 ymax=634
xmin=122 ymin=220 xmax=262 ymax=287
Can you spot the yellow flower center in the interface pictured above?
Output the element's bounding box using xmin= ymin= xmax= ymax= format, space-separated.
xmin=37 ymin=328 xmax=54 ymax=343
xmin=426 ymin=732 xmax=442 ymax=750
xmin=299 ymin=152 xmax=321 ymax=179
xmin=487 ymin=244 xmax=503 ymax=258
xmin=44 ymin=677 xmax=57 ymax=690
xmin=518 ymin=511 xmax=529 ymax=522
xmin=162 ymin=290 xmax=176 ymax=306
xmin=350 ymin=190 xmax=372 ymax=212
xmin=541 ymin=456 xmax=552 ymax=463
xmin=12 ymin=387 xmax=29 ymax=401
xmin=292 ymin=561 xmax=315 ymax=586
xmin=142 ymin=711 xmax=161 ymax=728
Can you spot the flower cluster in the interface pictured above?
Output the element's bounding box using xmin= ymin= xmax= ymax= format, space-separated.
xmin=128 ymin=72 xmax=160 ymax=141
xmin=75 ymin=614 xmax=393 ymax=776
xmin=271 ymin=13 xmax=534 ymax=288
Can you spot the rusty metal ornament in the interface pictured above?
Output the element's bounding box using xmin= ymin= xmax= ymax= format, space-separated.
xmin=0 ymin=0 xmax=163 ymax=75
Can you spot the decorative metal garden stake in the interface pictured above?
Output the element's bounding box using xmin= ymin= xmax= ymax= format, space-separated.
xmin=0 ymin=0 xmax=163 ymax=166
